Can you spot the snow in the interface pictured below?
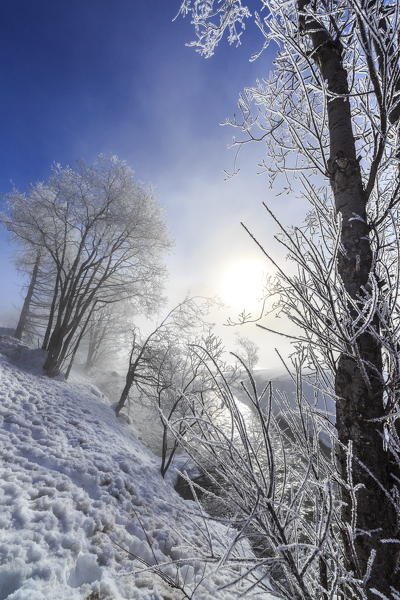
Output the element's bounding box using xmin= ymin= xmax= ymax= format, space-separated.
xmin=0 ymin=336 xmax=277 ymax=600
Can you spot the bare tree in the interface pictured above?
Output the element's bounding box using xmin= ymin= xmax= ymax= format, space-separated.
xmin=116 ymin=298 xmax=211 ymax=417
xmin=155 ymin=332 xmax=233 ymax=478
xmin=178 ymin=1 xmax=400 ymax=596
xmin=83 ymin=301 xmax=133 ymax=372
xmin=3 ymin=155 xmax=170 ymax=377
xmin=166 ymin=349 xmax=355 ymax=599
xmin=13 ymin=248 xmax=60 ymax=345
xmin=14 ymin=249 xmax=41 ymax=341
xmin=235 ymin=334 xmax=259 ymax=374
xmin=116 ymin=298 xmax=237 ymax=477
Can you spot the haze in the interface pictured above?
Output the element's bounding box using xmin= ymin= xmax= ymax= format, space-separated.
xmin=0 ymin=0 xmax=306 ymax=370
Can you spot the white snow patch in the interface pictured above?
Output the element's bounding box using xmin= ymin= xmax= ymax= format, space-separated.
xmin=0 ymin=336 xmax=277 ymax=599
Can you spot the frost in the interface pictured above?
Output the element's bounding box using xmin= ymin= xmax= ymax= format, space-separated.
xmin=0 ymin=336 xmax=276 ymax=599
xmin=68 ymin=553 xmax=102 ymax=588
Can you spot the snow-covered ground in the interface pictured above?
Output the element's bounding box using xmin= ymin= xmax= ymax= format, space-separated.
xmin=0 ymin=336 xmax=277 ymax=600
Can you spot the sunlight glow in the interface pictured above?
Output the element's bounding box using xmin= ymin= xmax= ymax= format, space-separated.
xmin=219 ymin=258 xmax=266 ymax=310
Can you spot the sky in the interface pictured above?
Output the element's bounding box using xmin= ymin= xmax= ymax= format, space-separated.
xmin=0 ymin=0 xmax=306 ymax=370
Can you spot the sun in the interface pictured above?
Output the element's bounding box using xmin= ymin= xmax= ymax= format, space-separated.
xmin=218 ymin=258 xmax=266 ymax=310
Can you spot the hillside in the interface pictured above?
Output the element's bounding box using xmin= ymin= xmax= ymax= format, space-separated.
xmin=0 ymin=336 xmax=277 ymax=600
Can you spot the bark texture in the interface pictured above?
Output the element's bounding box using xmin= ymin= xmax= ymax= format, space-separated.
xmin=299 ymin=2 xmax=398 ymax=596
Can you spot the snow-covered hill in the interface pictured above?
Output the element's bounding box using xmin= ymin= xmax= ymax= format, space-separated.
xmin=0 ymin=336 xmax=276 ymax=600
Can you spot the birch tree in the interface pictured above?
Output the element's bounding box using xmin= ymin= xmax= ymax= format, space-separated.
xmin=179 ymin=1 xmax=400 ymax=597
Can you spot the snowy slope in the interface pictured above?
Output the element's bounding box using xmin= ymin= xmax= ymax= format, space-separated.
xmin=0 ymin=337 xmax=277 ymax=600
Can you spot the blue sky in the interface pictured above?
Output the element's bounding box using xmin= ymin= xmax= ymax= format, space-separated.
xmin=0 ymin=0 xmax=264 ymax=187
xmin=0 ymin=0 xmax=302 ymax=367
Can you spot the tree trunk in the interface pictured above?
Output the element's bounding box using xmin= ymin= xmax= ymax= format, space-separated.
xmin=43 ymin=326 xmax=66 ymax=377
xmin=299 ymin=2 xmax=398 ymax=596
xmin=43 ymin=282 xmax=98 ymax=377
xmin=42 ymin=269 xmax=61 ymax=350
xmin=65 ymin=305 xmax=95 ymax=379
xmin=116 ymin=332 xmax=143 ymax=416
xmin=15 ymin=252 xmax=40 ymax=341
xmin=115 ymin=374 xmax=133 ymax=416
xmin=85 ymin=328 xmax=97 ymax=371
xmin=84 ymin=319 xmax=105 ymax=371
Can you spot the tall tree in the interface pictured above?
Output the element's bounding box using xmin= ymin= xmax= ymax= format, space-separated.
xmin=3 ymin=155 xmax=170 ymax=377
xmin=179 ymin=1 xmax=400 ymax=596
xmin=14 ymin=250 xmax=41 ymax=341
